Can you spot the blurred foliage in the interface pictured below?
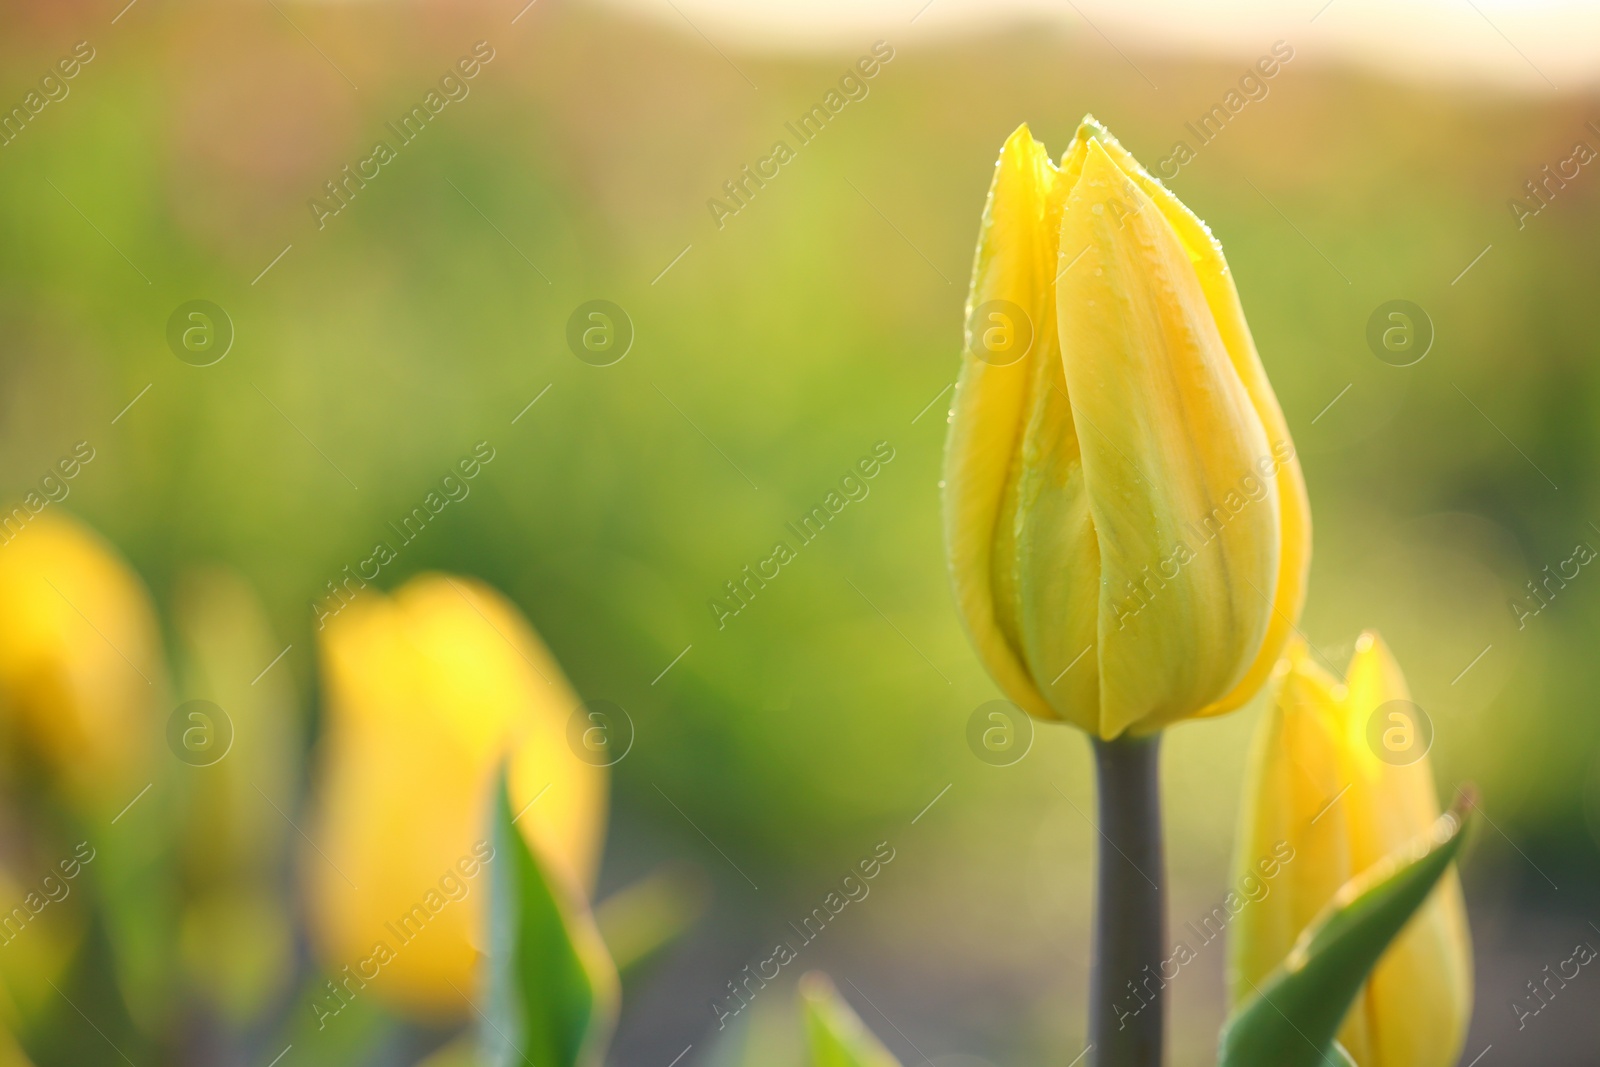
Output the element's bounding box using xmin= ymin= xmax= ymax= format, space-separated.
xmin=0 ymin=1 xmax=1598 ymax=1064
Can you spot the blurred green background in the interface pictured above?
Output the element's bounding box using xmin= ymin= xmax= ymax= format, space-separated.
xmin=2 ymin=1 xmax=1598 ymax=1063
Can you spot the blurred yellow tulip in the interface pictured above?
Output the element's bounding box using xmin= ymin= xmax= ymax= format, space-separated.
xmin=306 ymin=573 xmax=606 ymax=1019
xmin=943 ymin=118 xmax=1309 ymax=739
xmin=1229 ymin=633 xmax=1472 ymax=1067
xmin=0 ymin=512 xmax=163 ymax=810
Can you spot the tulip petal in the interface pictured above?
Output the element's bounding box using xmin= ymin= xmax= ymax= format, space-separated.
xmin=1073 ymin=119 xmax=1310 ymax=718
xmin=1007 ymin=350 xmax=1102 ymax=730
xmin=944 ymin=124 xmax=1078 ymax=722
xmin=1228 ymin=645 xmax=1354 ymax=1005
xmin=1339 ymin=633 xmax=1473 ymax=1067
xmin=999 ymin=127 xmax=1103 ymax=728
xmin=1058 ymin=139 xmax=1278 ymax=738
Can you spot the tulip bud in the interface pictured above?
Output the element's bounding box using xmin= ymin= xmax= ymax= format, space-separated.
xmin=1229 ymin=635 xmax=1472 ymax=1067
xmin=306 ymin=574 xmax=606 ymax=1017
xmin=944 ymin=118 xmax=1309 ymax=738
xmin=0 ymin=512 xmax=163 ymax=811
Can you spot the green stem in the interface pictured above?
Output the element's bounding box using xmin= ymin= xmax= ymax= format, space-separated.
xmin=1089 ymin=732 xmax=1166 ymax=1067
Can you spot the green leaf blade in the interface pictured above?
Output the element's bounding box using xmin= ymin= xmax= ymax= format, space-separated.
xmin=483 ymin=766 xmax=619 ymax=1067
xmin=800 ymin=972 xmax=903 ymax=1067
xmin=1218 ymin=800 xmax=1472 ymax=1067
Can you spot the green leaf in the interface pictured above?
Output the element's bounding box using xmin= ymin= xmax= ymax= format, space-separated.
xmin=1326 ymin=1043 xmax=1358 ymax=1067
xmin=1217 ymin=799 xmax=1472 ymax=1067
xmin=800 ymin=972 xmax=903 ymax=1067
xmin=482 ymin=766 xmax=618 ymax=1067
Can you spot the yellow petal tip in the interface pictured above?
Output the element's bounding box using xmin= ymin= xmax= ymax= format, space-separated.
xmin=1002 ymin=122 xmax=1038 ymax=155
xmin=1075 ymin=114 xmax=1111 ymax=142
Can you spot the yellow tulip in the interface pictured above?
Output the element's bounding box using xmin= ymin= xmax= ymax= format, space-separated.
xmin=306 ymin=573 xmax=606 ymax=1018
xmin=0 ymin=512 xmax=163 ymax=809
xmin=1229 ymin=634 xmax=1472 ymax=1067
xmin=943 ymin=118 xmax=1309 ymax=738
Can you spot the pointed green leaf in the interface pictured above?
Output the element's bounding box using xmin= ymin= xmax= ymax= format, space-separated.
xmin=1217 ymin=799 xmax=1472 ymax=1067
xmin=800 ymin=972 xmax=903 ymax=1067
xmin=482 ymin=766 xmax=618 ymax=1067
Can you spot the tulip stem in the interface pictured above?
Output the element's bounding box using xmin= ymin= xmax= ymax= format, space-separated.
xmin=1088 ymin=732 xmax=1166 ymax=1067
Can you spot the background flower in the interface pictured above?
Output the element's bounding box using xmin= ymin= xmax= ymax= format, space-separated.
xmin=307 ymin=574 xmax=606 ymax=1016
xmin=0 ymin=512 xmax=163 ymax=813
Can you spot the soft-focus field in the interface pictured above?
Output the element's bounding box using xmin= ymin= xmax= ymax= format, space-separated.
xmin=1 ymin=2 xmax=1598 ymax=1063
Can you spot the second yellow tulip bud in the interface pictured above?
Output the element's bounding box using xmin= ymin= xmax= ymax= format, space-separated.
xmin=1230 ymin=634 xmax=1472 ymax=1067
